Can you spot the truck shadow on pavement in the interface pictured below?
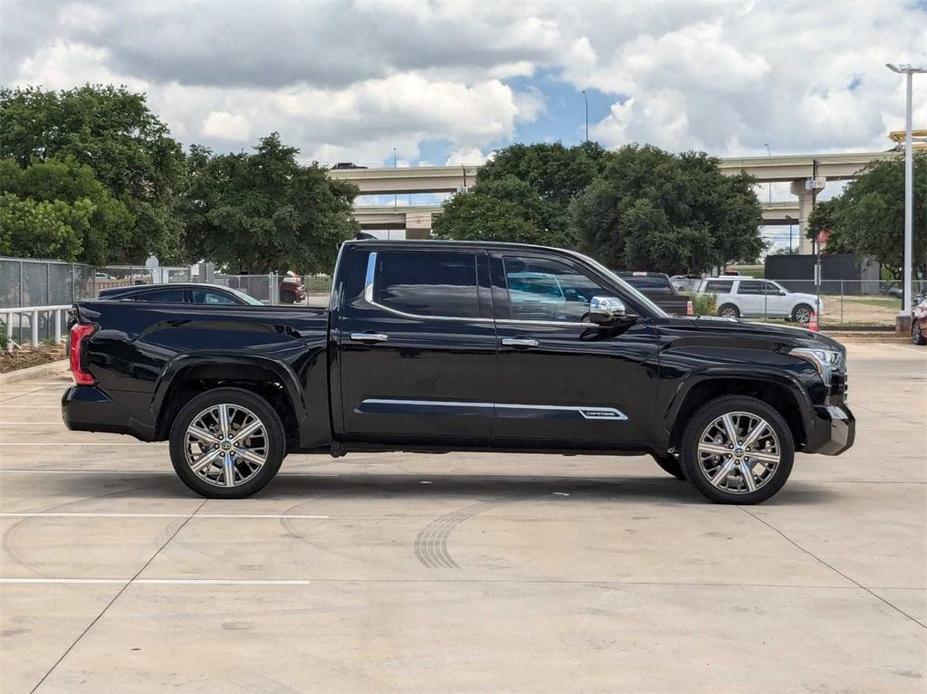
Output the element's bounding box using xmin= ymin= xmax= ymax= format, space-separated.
xmin=15 ymin=471 xmax=838 ymax=507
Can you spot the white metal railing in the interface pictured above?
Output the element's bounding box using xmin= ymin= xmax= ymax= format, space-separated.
xmin=1 ymin=305 xmax=71 ymax=352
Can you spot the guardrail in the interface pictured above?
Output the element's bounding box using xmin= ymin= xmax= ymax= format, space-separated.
xmin=1 ymin=305 xmax=71 ymax=352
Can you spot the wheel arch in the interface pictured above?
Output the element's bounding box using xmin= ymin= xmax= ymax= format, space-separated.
xmin=664 ymin=373 xmax=811 ymax=454
xmin=152 ymin=356 xmax=304 ymax=451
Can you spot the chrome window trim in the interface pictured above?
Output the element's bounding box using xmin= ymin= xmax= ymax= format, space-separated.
xmin=364 ymin=250 xmax=610 ymax=328
xmin=359 ymin=398 xmax=628 ymax=421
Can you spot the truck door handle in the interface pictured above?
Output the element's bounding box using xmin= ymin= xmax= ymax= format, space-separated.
xmin=501 ymin=337 xmax=539 ymax=348
xmin=350 ymin=332 xmax=389 ymax=343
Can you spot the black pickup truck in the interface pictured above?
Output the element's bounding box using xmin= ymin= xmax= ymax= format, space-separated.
xmin=63 ymin=240 xmax=854 ymax=504
xmin=616 ymin=271 xmax=692 ymax=316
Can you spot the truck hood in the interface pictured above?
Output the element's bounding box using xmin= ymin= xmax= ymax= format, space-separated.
xmin=659 ymin=315 xmax=843 ymax=351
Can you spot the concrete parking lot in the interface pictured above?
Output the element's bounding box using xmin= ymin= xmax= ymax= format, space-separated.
xmin=0 ymin=342 xmax=924 ymax=693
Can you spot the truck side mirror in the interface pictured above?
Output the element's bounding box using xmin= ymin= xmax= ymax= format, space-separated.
xmin=588 ymin=296 xmax=627 ymax=325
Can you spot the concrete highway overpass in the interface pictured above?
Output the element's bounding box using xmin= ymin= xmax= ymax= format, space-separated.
xmin=353 ymin=200 xmax=801 ymax=237
xmin=335 ymin=150 xmax=895 ymax=250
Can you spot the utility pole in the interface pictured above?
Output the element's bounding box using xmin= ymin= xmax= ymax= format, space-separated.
xmin=886 ymin=63 xmax=926 ymax=331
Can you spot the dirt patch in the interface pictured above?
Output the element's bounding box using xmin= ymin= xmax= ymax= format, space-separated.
xmin=0 ymin=344 xmax=66 ymax=373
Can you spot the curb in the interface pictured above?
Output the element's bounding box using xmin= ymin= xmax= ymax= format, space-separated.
xmin=822 ymin=332 xmax=910 ymax=343
xmin=0 ymin=358 xmax=69 ymax=385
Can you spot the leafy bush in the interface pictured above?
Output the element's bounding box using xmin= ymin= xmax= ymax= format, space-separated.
xmin=0 ymin=321 xmax=7 ymax=351
xmin=691 ymin=292 xmax=717 ymax=316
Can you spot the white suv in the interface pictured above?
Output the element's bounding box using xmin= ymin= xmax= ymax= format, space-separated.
xmin=697 ymin=278 xmax=822 ymax=323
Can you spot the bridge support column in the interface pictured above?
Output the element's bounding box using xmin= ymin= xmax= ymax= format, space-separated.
xmin=789 ymin=179 xmax=824 ymax=254
xmin=405 ymin=211 xmax=433 ymax=239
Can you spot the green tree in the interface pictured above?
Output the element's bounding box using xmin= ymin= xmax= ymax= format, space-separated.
xmin=180 ymin=134 xmax=358 ymax=274
xmin=0 ymin=85 xmax=186 ymax=262
xmin=0 ymin=157 xmax=134 ymax=265
xmin=808 ymin=154 xmax=926 ymax=277
xmin=434 ymin=142 xmax=607 ymax=246
xmin=569 ymin=145 xmax=763 ymax=274
xmin=433 ymin=176 xmax=547 ymax=243
xmin=0 ymin=193 xmax=86 ymax=261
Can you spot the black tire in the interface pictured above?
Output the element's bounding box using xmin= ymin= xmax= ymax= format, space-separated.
xmin=718 ymin=304 xmax=740 ymax=319
xmin=680 ymin=395 xmax=794 ymax=504
xmin=913 ymin=320 xmax=926 ymax=346
xmin=652 ymin=453 xmax=686 ymax=480
xmin=791 ymin=303 xmax=814 ymax=324
xmin=169 ymin=387 xmax=286 ymax=498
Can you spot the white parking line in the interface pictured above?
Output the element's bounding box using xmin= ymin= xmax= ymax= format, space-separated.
xmin=0 ymin=442 xmax=167 ymax=446
xmin=0 ymin=469 xmax=167 ymax=474
xmin=0 ymin=512 xmax=329 ymax=519
xmin=0 ymin=469 xmax=342 ymax=475
xmin=882 ymin=344 xmax=927 ymax=356
xmin=0 ymin=578 xmax=322 ymax=585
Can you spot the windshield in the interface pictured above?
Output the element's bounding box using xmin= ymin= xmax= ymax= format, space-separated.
xmin=566 ymin=251 xmax=669 ymax=318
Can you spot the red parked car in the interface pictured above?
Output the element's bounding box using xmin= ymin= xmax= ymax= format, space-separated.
xmin=279 ymin=272 xmax=307 ymax=304
xmin=912 ymin=294 xmax=927 ymax=346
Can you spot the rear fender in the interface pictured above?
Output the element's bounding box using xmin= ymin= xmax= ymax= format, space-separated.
xmin=151 ymin=354 xmax=307 ymax=442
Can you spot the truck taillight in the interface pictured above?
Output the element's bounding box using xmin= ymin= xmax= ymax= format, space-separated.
xmin=69 ymin=323 xmax=97 ymax=386
xmin=686 ymin=300 xmax=694 ymax=316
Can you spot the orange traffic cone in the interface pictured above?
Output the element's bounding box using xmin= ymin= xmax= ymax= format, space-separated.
xmin=808 ymin=310 xmax=819 ymax=332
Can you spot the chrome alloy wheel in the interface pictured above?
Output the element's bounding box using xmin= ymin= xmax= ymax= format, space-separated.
xmin=696 ymin=411 xmax=781 ymax=494
xmin=183 ymin=403 xmax=268 ymax=488
xmin=793 ymin=306 xmax=812 ymax=323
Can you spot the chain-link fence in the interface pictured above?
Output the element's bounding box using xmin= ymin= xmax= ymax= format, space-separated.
xmin=0 ymin=257 xmax=197 ymax=310
xmin=1 ymin=257 xmax=194 ymax=346
xmin=686 ymin=279 xmax=927 ymax=329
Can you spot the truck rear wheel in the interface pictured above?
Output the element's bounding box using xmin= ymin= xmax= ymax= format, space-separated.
xmin=169 ymin=387 xmax=286 ymax=499
xmin=680 ymin=395 xmax=793 ymax=504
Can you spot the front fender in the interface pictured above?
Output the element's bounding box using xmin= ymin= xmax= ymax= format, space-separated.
xmin=661 ymin=365 xmax=816 ymax=445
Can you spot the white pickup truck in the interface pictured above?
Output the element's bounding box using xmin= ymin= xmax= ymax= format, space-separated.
xmin=697 ymin=278 xmax=822 ymax=323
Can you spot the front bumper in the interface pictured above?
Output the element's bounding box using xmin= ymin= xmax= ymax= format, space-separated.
xmin=803 ymin=403 xmax=855 ymax=455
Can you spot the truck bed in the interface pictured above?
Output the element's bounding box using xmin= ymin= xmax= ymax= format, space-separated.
xmin=64 ymin=301 xmax=331 ymax=446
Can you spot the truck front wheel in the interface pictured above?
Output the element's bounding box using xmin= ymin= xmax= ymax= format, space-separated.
xmin=169 ymin=387 xmax=286 ymax=498
xmin=651 ymin=453 xmax=686 ymax=480
xmin=680 ymin=395 xmax=794 ymax=504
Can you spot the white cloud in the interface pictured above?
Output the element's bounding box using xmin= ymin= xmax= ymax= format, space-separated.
xmin=201 ymin=111 xmax=252 ymax=142
xmin=2 ymin=0 xmax=925 ymax=161
xmin=446 ymin=147 xmax=489 ymax=165
xmin=12 ymin=39 xmax=147 ymax=92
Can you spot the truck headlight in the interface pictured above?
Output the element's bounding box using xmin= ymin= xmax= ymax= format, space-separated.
xmin=789 ymin=348 xmax=843 ymax=388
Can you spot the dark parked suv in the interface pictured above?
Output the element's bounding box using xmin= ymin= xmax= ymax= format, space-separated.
xmin=63 ymin=240 xmax=854 ymax=504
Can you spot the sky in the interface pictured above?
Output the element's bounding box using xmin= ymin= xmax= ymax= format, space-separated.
xmin=1 ymin=0 xmax=926 ymax=170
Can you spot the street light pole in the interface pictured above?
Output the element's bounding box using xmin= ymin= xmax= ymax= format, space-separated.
xmin=392 ymin=147 xmax=398 ymax=209
xmin=887 ymin=63 xmax=926 ymax=329
xmin=785 ymin=215 xmax=796 ymax=254
xmin=764 ymin=144 xmax=772 ymax=203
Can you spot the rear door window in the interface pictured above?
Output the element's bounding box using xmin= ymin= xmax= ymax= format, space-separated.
xmin=373 ymin=251 xmax=481 ymax=318
xmin=737 ymin=280 xmax=765 ymax=295
xmin=704 ymin=280 xmax=734 ymax=293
